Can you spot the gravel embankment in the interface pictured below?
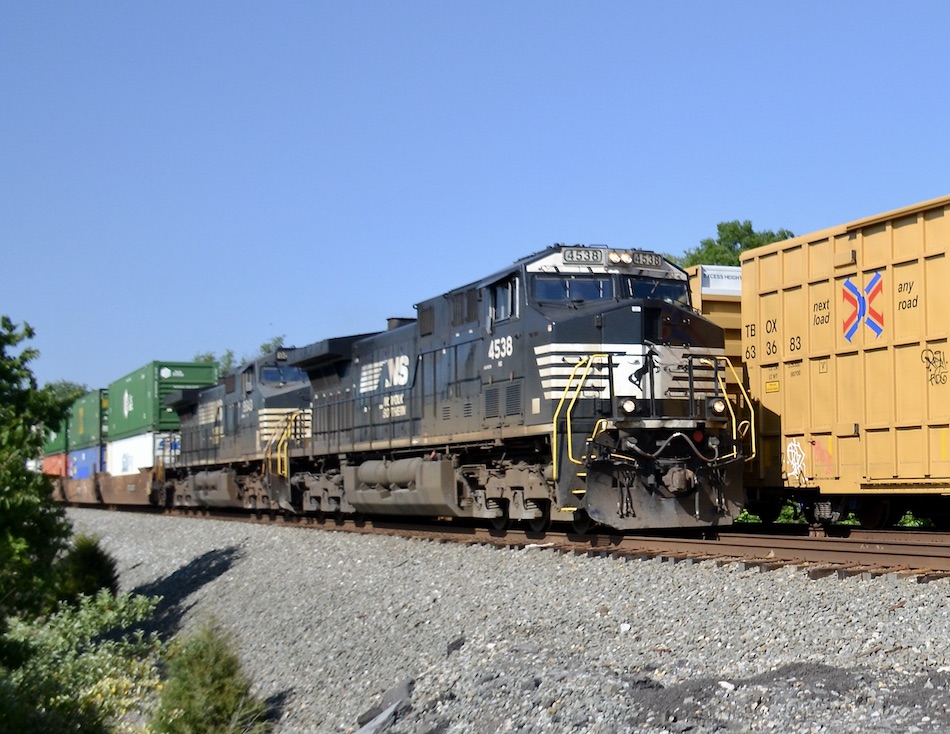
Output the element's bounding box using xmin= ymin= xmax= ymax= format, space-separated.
xmin=68 ymin=507 xmax=950 ymax=733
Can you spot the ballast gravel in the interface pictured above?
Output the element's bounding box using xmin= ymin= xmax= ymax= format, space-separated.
xmin=68 ymin=508 xmax=950 ymax=733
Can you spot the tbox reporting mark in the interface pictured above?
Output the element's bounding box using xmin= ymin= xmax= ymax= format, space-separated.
xmin=842 ymin=272 xmax=883 ymax=342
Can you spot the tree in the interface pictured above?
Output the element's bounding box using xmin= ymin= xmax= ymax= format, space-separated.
xmin=195 ymin=335 xmax=285 ymax=376
xmin=44 ymin=380 xmax=87 ymax=405
xmin=674 ymin=220 xmax=795 ymax=268
xmin=193 ymin=349 xmax=236 ymax=375
xmin=258 ymin=334 xmax=285 ymax=355
xmin=0 ymin=317 xmax=73 ymax=619
xmin=0 ymin=319 xmax=170 ymax=731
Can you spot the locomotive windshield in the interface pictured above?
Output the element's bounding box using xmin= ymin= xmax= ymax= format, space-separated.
xmin=531 ymin=274 xmax=614 ymax=303
xmin=529 ymin=273 xmax=689 ymax=307
xmin=624 ymin=276 xmax=690 ymax=306
xmin=260 ymin=366 xmax=307 ymax=384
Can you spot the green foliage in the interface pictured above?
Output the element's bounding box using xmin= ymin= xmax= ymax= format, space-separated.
xmin=897 ymin=510 xmax=932 ymax=528
xmin=735 ymin=502 xmax=806 ymax=524
xmin=0 ymin=590 xmax=161 ymax=734
xmin=0 ymin=317 xmax=74 ymax=619
xmin=257 ymin=335 xmax=285 ymax=356
xmin=44 ymin=379 xmax=88 ymax=405
xmin=152 ymin=622 xmax=270 ymax=734
xmin=194 ymin=349 xmax=237 ymax=375
xmin=196 ymin=334 xmax=285 ymax=376
xmin=56 ymin=533 xmax=120 ymax=607
xmin=673 ymin=220 xmax=795 ymax=268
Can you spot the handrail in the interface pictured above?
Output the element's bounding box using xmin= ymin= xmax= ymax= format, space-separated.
xmin=550 ymin=352 xmax=755 ymax=483
xmin=551 ymin=354 xmax=608 ymax=481
xmin=263 ymin=410 xmax=305 ymax=480
xmin=700 ymin=356 xmax=757 ymax=463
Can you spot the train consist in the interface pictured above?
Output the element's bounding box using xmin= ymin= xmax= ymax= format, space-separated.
xmin=47 ymin=193 xmax=950 ymax=530
xmin=46 ymin=245 xmax=749 ymax=531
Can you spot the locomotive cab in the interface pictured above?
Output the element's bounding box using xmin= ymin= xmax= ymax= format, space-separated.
xmin=522 ymin=246 xmax=749 ymax=529
xmin=168 ymin=350 xmax=312 ymax=509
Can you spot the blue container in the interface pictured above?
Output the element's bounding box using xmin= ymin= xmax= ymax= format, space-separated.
xmin=69 ymin=446 xmax=106 ymax=480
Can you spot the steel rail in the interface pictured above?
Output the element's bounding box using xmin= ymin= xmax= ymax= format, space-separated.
xmin=99 ymin=505 xmax=950 ymax=575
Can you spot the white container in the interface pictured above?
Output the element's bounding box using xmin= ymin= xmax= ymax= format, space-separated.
xmin=106 ymin=432 xmax=180 ymax=476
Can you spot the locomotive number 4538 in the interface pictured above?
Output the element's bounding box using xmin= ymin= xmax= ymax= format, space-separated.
xmin=489 ymin=336 xmax=514 ymax=360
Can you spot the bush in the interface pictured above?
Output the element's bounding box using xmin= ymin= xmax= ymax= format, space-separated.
xmin=56 ymin=533 xmax=120 ymax=607
xmin=152 ymin=622 xmax=270 ymax=734
xmin=735 ymin=501 xmax=804 ymax=524
xmin=0 ymin=590 xmax=161 ymax=734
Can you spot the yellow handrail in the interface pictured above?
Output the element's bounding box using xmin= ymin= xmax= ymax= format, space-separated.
xmin=264 ymin=410 xmax=305 ymax=480
xmin=550 ymin=352 xmax=756 ymax=484
xmin=700 ymin=356 xmax=757 ymax=463
xmin=551 ymin=354 xmax=608 ymax=481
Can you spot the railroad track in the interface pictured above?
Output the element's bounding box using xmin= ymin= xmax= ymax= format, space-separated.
xmin=106 ymin=505 xmax=950 ymax=582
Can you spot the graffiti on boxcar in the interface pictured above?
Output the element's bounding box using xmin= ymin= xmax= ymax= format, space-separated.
xmin=809 ymin=438 xmax=834 ymax=477
xmin=785 ymin=438 xmax=807 ymax=482
xmin=922 ymin=348 xmax=948 ymax=385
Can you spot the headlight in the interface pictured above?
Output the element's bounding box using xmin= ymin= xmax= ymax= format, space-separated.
xmin=619 ymin=251 xmax=633 ymax=264
xmin=608 ymin=251 xmax=622 ymax=264
xmin=620 ymin=398 xmax=638 ymax=414
xmin=706 ymin=396 xmax=728 ymax=420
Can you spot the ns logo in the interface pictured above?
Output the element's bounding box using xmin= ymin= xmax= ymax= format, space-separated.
xmin=359 ymin=355 xmax=411 ymax=394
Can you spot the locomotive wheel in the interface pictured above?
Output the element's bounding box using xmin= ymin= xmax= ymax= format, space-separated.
xmin=490 ymin=503 xmax=511 ymax=532
xmin=571 ymin=509 xmax=595 ymax=535
xmin=525 ymin=503 xmax=551 ymax=534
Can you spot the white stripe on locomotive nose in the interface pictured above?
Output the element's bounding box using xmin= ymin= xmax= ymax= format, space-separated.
xmin=534 ymin=341 xmax=725 ymax=403
xmin=533 ymin=343 xmax=648 ymax=356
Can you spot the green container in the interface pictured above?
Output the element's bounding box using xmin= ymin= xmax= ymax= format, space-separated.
xmin=43 ymin=419 xmax=68 ymax=456
xmin=69 ymin=389 xmax=108 ymax=450
xmin=108 ymin=362 xmax=218 ymax=441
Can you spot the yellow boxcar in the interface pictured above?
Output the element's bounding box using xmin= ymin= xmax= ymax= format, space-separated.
xmin=740 ymin=194 xmax=950 ymax=526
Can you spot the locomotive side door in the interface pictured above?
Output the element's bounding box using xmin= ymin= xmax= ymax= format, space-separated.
xmin=481 ymin=273 xmax=526 ymax=430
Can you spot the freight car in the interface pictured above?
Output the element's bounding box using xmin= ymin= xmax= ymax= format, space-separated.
xmin=735 ymin=194 xmax=950 ymax=527
xmin=86 ymin=244 xmax=747 ymax=532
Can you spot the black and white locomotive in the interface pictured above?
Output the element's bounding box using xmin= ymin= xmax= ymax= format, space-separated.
xmin=166 ymin=245 xmax=748 ymax=531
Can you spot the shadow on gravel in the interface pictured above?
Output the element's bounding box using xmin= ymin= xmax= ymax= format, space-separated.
xmin=263 ymin=689 xmax=293 ymax=728
xmin=627 ymin=662 xmax=950 ymax=732
xmin=132 ymin=545 xmax=244 ymax=640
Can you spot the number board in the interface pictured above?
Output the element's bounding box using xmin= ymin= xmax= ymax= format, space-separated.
xmin=560 ymin=248 xmax=664 ymax=268
xmin=561 ymin=247 xmax=605 ymax=265
xmin=629 ymin=250 xmax=664 ymax=268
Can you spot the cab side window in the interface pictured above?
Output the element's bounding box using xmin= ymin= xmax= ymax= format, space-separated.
xmin=490 ymin=277 xmax=519 ymax=324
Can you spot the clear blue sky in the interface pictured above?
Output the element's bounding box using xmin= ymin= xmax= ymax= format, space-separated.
xmin=4 ymin=1 xmax=950 ymax=389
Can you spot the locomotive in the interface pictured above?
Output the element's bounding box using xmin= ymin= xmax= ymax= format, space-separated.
xmin=160 ymin=244 xmax=749 ymax=531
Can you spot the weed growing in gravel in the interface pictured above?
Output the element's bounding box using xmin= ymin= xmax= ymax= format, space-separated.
xmin=151 ymin=622 xmax=271 ymax=734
